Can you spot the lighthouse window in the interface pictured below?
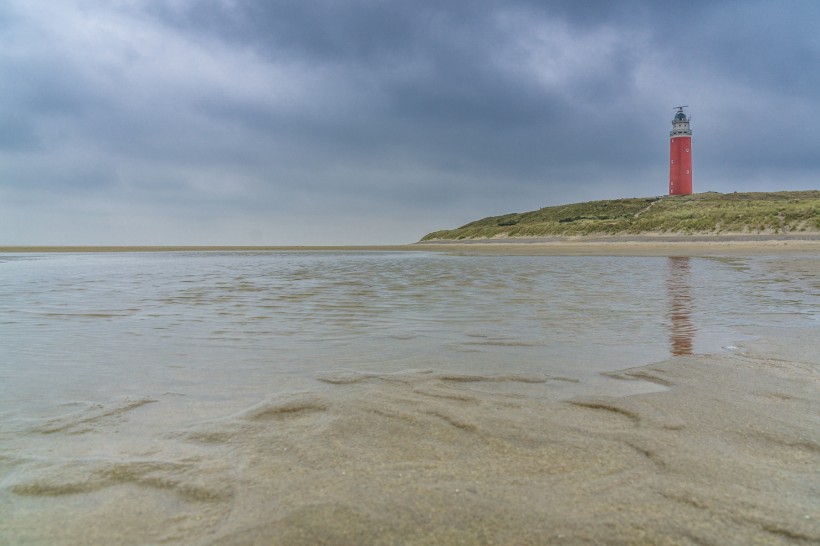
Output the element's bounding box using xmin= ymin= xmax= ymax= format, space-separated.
xmin=685 ymin=148 xmax=689 ymax=152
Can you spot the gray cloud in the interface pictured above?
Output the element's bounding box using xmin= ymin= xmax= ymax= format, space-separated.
xmin=1 ymin=0 xmax=818 ymax=244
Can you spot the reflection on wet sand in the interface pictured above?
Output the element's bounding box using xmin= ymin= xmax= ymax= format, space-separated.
xmin=667 ymin=256 xmax=696 ymax=355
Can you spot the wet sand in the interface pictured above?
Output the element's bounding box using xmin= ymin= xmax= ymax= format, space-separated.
xmin=2 ymin=328 xmax=818 ymax=545
xmin=1 ymin=245 xmax=818 ymax=544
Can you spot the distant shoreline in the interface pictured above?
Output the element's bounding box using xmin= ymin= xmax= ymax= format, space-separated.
xmin=0 ymin=245 xmax=416 ymax=253
xmin=413 ymin=234 xmax=820 ymax=256
xmin=2 ymin=234 xmax=820 ymax=256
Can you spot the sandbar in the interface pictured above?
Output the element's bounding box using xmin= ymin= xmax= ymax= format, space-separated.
xmin=2 ymin=233 xmax=820 ymax=257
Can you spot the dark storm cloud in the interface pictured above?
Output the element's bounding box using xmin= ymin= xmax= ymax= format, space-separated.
xmin=1 ymin=0 xmax=818 ymax=244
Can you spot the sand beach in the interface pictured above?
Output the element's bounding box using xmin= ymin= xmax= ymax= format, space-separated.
xmin=3 ymin=232 xmax=820 ymax=257
xmin=415 ymin=233 xmax=820 ymax=256
xmin=0 ymin=245 xmax=818 ymax=545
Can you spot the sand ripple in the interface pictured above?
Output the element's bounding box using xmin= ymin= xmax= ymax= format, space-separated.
xmin=2 ymin=350 xmax=819 ymax=545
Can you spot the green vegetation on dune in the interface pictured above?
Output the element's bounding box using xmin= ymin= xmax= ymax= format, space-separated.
xmin=421 ymin=191 xmax=820 ymax=241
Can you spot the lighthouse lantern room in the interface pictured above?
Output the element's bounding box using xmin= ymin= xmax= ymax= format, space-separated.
xmin=669 ymin=106 xmax=693 ymax=195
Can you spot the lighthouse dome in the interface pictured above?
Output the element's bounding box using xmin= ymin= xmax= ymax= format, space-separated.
xmin=674 ymin=111 xmax=687 ymax=121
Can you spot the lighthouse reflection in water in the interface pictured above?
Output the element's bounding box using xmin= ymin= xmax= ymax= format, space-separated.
xmin=666 ymin=256 xmax=696 ymax=356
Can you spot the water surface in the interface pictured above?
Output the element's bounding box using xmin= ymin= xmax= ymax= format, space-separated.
xmin=1 ymin=251 xmax=817 ymax=417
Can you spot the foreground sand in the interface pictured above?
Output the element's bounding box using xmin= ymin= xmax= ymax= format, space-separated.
xmin=2 ymin=326 xmax=818 ymax=545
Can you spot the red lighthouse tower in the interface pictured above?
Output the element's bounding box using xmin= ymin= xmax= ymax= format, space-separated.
xmin=669 ymin=106 xmax=692 ymax=195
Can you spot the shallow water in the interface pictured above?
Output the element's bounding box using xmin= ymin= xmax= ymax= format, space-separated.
xmin=1 ymin=251 xmax=818 ymax=544
xmin=0 ymin=251 xmax=817 ymax=419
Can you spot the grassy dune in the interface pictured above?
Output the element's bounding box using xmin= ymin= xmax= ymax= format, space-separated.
xmin=421 ymin=191 xmax=820 ymax=241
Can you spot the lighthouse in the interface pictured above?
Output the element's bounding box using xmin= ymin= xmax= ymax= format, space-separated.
xmin=669 ymin=106 xmax=692 ymax=195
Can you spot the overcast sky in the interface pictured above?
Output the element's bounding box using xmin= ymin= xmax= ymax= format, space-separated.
xmin=1 ymin=1 xmax=818 ymax=245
